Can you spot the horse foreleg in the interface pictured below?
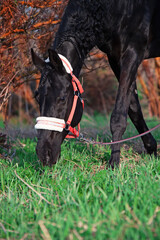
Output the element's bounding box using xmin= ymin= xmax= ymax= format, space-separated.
xmin=108 ymin=56 xmax=157 ymax=160
xmin=109 ymin=48 xmax=143 ymax=168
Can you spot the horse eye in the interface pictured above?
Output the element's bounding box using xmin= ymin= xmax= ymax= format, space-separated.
xmin=60 ymin=96 xmax=65 ymax=101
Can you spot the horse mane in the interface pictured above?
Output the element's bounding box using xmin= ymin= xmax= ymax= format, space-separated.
xmin=54 ymin=0 xmax=106 ymax=56
xmin=54 ymin=0 xmax=145 ymax=56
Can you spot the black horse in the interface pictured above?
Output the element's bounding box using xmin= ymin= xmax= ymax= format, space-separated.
xmin=32 ymin=0 xmax=160 ymax=167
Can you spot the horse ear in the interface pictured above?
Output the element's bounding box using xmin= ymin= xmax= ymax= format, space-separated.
xmin=48 ymin=49 xmax=65 ymax=73
xmin=31 ymin=48 xmax=45 ymax=71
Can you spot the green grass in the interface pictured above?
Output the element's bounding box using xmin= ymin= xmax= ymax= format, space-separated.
xmin=0 ymin=115 xmax=160 ymax=240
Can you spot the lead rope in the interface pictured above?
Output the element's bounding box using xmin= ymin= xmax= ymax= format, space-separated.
xmin=78 ymin=123 xmax=160 ymax=145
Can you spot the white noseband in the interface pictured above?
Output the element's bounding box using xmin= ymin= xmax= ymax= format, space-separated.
xmin=35 ymin=117 xmax=65 ymax=132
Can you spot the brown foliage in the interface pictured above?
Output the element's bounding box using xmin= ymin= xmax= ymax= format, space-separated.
xmin=137 ymin=58 xmax=160 ymax=117
xmin=0 ymin=0 xmax=67 ymax=120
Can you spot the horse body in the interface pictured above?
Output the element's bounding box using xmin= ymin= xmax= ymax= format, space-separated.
xmin=32 ymin=0 xmax=160 ymax=167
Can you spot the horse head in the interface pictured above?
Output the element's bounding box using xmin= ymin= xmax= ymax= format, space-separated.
xmin=31 ymin=49 xmax=83 ymax=166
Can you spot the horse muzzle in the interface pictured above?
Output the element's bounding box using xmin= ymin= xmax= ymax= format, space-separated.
xmin=36 ymin=138 xmax=61 ymax=166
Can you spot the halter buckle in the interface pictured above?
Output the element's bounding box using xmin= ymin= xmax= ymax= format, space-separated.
xmin=74 ymin=90 xmax=79 ymax=96
xmin=74 ymin=90 xmax=83 ymax=102
xmin=65 ymin=123 xmax=70 ymax=131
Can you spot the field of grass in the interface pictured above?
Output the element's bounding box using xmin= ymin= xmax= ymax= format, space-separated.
xmin=0 ymin=115 xmax=160 ymax=240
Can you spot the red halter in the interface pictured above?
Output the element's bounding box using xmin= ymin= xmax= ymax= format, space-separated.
xmin=65 ymin=73 xmax=84 ymax=138
xmin=62 ymin=61 xmax=84 ymax=138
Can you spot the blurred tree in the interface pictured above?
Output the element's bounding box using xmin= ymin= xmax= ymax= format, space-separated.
xmin=0 ymin=0 xmax=67 ymax=121
xmin=137 ymin=58 xmax=160 ymax=117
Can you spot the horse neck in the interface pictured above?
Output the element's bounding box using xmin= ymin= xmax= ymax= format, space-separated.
xmin=53 ymin=39 xmax=84 ymax=77
xmin=53 ymin=1 xmax=96 ymax=76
